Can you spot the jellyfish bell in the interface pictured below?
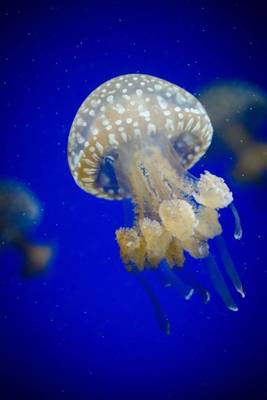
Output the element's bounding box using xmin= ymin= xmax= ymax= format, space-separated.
xmin=0 ymin=180 xmax=41 ymax=240
xmin=200 ymin=80 xmax=267 ymax=182
xmin=0 ymin=180 xmax=53 ymax=277
xmin=68 ymin=74 xmax=212 ymax=197
xmin=199 ymin=81 xmax=267 ymax=131
xmin=68 ymin=74 xmax=244 ymax=317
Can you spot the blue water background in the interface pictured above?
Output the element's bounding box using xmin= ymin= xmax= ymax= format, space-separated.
xmin=1 ymin=2 xmax=267 ymax=399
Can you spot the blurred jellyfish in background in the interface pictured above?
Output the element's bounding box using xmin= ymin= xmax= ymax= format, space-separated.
xmin=0 ymin=180 xmax=54 ymax=277
xmin=199 ymin=81 xmax=267 ymax=183
xmin=68 ymin=74 xmax=245 ymax=334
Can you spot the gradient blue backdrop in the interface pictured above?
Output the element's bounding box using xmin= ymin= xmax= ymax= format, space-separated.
xmin=1 ymin=1 xmax=267 ymax=399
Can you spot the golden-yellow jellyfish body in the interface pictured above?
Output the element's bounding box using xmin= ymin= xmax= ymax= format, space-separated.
xmin=68 ymin=74 xmax=244 ymax=317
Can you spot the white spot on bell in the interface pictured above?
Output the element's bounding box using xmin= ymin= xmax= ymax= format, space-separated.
xmin=107 ymin=95 xmax=114 ymax=103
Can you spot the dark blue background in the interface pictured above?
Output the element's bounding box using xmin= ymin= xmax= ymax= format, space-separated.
xmin=1 ymin=1 xmax=267 ymax=399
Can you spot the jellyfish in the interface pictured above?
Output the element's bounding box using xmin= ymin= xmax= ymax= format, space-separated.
xmin=68 ymin=74 xmax=244 ymax=330
xmin=199 ymin=81 xmax=267 ymax=182
xmin=0 ymin=180 xmax=53 ymax=276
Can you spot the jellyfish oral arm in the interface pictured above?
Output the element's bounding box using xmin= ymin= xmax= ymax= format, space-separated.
xmin=115 ymin=140 xmax=228 ymax=271
xmin=193 ymin=171 xmax=233 ymax=209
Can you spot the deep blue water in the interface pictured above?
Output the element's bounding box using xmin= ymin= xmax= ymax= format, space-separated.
xmin=1 ymin=2 xmax=267 ymax=399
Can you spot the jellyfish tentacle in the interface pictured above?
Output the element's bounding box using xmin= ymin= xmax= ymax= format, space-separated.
xmin=208 ymin=254 xmax=238 ymax=311
xmin=216 ymin=236 xmax=245 ymax=298
xmin=175 ymin=268 xmax=211 ymax=304
xmin=230 ymin=203 xmax=243 ymax=240
xmin=158 ymin=262 xmax=195 ymax=300
xmin=132 ymin=267 xmax=170 ymax=335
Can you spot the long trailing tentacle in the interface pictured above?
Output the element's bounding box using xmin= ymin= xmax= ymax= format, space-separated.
xmin=230 ymin=202 xmax=243 ymax=240
xmin=216 ymin=236 xmax=245 ymax=298
xmin=175 ymin=268 xmax=211 ymax=304
xmin=158 ymin=262 xmax=194 ymax=300
xmin=208 ymin=254 xmax=238 ymax=311
xmin=132 ymin=267 xmax=170 ymax=335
